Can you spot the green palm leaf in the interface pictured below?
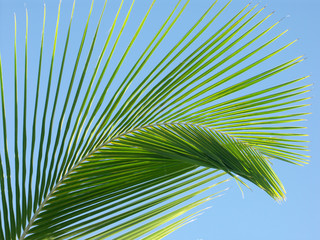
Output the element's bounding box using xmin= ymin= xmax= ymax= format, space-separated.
xmin=0 ymin=0 xmax=310 ymax=239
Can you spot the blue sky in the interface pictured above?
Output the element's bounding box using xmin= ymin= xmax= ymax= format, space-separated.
xmin=0 ymin=0 xmax=319 ymax=239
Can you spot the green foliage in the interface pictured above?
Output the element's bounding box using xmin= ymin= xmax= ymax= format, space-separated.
xmin=0 ymin=0 xmax=310 ymax=239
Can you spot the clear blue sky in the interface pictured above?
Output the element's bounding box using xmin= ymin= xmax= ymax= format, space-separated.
xmin=0 ymin=0 xmax=319 ymax=239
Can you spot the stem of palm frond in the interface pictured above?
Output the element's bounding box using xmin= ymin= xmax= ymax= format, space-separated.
xmin=19 ymin=121 xmax=220 ymax=238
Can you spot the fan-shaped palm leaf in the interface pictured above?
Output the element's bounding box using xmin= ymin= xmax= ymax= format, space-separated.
xmin=0 ymin=0 xmax=310 ymax=239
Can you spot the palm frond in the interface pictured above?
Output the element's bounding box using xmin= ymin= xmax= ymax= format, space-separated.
xmin=0 ymin=0 xmax=310 ymax=239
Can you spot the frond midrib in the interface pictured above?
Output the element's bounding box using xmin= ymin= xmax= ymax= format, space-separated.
xmin=21 ymin=121 xmax=234 ymax=239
